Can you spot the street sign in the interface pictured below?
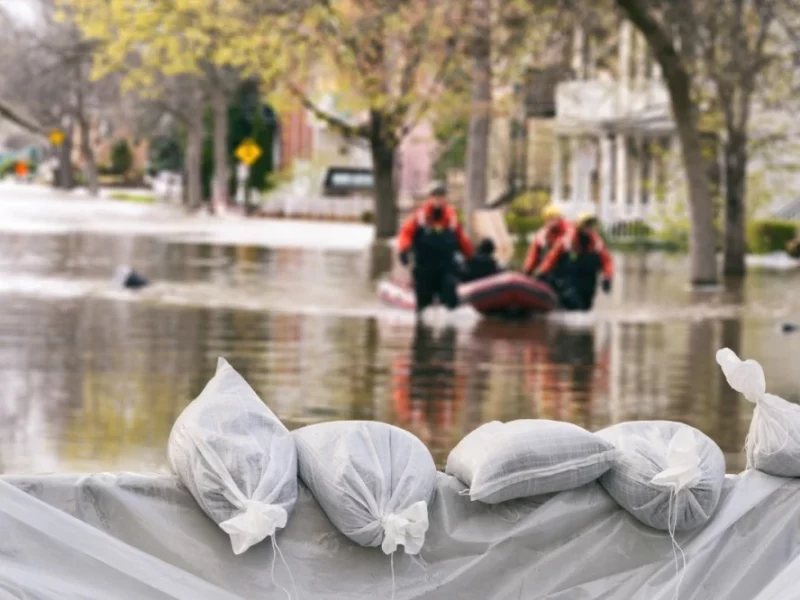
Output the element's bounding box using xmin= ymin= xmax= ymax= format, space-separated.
xmin=234 ymin=138 xmax=262 ymax=166
xmin=48 ymin=129 xmax=65 ymax=147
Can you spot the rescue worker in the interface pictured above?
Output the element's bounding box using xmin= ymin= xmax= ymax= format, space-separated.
xmin=397 ymin=183 xmax=474 ymax=312
xmin=523 ymin=204 xmax=570 ymax=276
xmin=534 ymin=212 xmax=613 ymax=311
xmin=462 ymin=238 xmax=502 ymax=282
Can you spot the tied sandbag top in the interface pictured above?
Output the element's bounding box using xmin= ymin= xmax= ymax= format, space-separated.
xmin=717 ymin=348 xmax=800 ymax=477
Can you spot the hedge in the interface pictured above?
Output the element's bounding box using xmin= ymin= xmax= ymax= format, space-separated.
xmin=748 ymin=219 xmax=797 ymax=255
xmin=505 ymin=212 xmax=544 ymax=241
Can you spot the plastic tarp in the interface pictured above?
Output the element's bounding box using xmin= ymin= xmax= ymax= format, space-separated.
xmin=2 ymin=470 xmax=800 ymax=600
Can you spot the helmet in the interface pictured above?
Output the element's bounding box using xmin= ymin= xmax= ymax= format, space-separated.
xmin=576 ymin=211 xmax=598 ymax=227
xmin=426 ymin=181 xmax=448 ymax=198
xmin=541 ymin=204 xmax=563 ymax=220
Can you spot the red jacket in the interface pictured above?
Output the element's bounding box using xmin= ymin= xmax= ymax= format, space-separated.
xmin=523 ymin=218 xmax=570 ymax=275
xmin=536 ymin=228 xmax=613 ymax=279
xmin=397 ymin=201 xmax=474 ymax=259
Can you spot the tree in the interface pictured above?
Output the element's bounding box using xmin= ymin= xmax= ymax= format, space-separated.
xmin=464 ymin=0 xmax=492 ymax=236
xmin=462 ymin=0 xmax=573 ymax=232
xmin=110 ymin=139 xmax=133 ymax=175
xmin=1 ymin=0 xmax=110 ymax=193
xmin=616 ymin=0 xmax=794 ymax=280
xmin=255 ymin=0 xmax=469 ymax=238
xmin=131 ymin=74 xmax=208 ymax=207
xmin=67 ymin=0 xmax=261 ymax=209
xmin=700 ymin=1 xmax=780 ymax=276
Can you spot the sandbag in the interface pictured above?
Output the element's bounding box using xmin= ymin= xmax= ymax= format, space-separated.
xmin=446 ymin=420 xmax=619 ymax=503
xmin=293 ymin=421 xmax=436 ymax=554
xmin=717 ymin=348 xmax=800 ymax=477
xmin=168 ymin=358 xmax=297 ymax=555
xmin=597 ymin=421 xmax=725 ymax=531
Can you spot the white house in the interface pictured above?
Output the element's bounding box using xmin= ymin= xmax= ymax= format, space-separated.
xmin=553 ymin=20 xmax=800 ymax=229
xmin=551 ymin=22 xmax=681 ymax=227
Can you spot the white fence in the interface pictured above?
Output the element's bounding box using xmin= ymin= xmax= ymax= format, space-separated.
xmin=260 ymin=192 xmax=373 ymax=220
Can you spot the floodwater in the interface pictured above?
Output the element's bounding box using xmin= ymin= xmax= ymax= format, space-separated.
xmin=1 ymin=185 xmax=800 ymax=474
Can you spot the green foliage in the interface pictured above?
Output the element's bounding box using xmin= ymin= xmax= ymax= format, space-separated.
xmin=110 ymin=139 xmax=134 ymax=175
xmin=432 ymin=114 xmax=468 ymax=180
xmin=108 ymin=191 xmax=157 ymax=204
xmin=508 ymin=189 xmax=550 ymax=215
xmin=199 ymin=83 xmax=277 ymax=201
xmin=505 ymin=212 xmax=543 ymax=241
xmin=0 ymin=158 xmax=15 ymax=179
xmin=748 ymin=220 xmax=797 ymax=254
xmin=147 ymin=135 xmax=183 ymax=175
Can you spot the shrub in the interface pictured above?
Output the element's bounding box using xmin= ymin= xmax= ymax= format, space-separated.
xmin=508 ymin=189 xmax=550 ymax=215
xmin=748 ymin=219 xmax=797 ymax=255
xmin=110 ymin=140 xmax=134 ymax=176
xmin=505 ymin=212 xmax=544 ymax=241
xmin=0 ymin=159 xmax=15 ymax=179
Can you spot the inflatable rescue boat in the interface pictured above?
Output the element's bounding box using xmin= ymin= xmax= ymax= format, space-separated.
xmin=378 ymin=271 xmax=557 ymax=316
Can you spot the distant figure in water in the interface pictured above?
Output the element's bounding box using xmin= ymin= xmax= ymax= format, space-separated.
xmin=114 ymin=265 xmax=149 ymax=290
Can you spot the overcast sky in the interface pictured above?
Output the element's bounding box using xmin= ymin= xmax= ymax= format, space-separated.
xmin=1 ymin=0 xmax=39 ymax=24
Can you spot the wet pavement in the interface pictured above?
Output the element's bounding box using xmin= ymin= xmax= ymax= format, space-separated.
xmin=1 ymin=185 xmax=800 ymax=473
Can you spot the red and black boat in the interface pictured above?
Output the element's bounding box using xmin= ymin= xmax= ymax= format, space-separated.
xmin=377 ymin=271 xmax=557 ymax=317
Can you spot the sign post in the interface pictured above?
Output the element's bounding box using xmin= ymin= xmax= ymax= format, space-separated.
xmin=234 ymin=138 xmax=262 ymax=212
xmin=48 ymin=129 xmax=65 ymax=147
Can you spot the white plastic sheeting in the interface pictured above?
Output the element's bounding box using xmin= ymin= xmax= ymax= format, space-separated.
xmin=3 ymin=470 xmax=800 ymax=599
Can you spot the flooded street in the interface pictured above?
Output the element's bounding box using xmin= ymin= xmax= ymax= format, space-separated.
xmin=1 ymin=185 xmax=800 ymax=474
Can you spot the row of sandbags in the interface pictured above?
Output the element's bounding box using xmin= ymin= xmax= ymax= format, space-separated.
xmin=166 ymin=348 xmax=795 ymax=559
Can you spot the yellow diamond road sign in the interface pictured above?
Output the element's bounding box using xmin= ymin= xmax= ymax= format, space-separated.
xmin=235 ymin=138 xmax=262 ymax=166
xmin=48 ymin=129 xmax=65 ymax=147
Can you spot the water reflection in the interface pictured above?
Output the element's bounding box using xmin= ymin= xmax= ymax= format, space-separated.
xmin=0 ymin=229 xmax=792 ymax=474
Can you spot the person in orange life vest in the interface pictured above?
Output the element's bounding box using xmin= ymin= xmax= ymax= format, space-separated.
xmin=534 ymin=212 xmax=613 ymax=311
xmin=523 ymin=204 xmax=571 ymax=275
xmin=396 ymin=183 xmax=474 ymax=312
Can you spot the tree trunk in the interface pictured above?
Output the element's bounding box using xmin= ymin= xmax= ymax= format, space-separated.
xmin=210 ymin=85 xmax=229 ymax=212
xmin=616 ymin=0 xmax=718 ymax=285
xmin=672 ymin=101 xmax=718 ymax=284
xmin=75 ymin=63 xmax=99 ymax=197
xmin=77 ymin=115 xmax=98 ymax=196
xmin=58 ymin=129 xmax=75 ymax=190
xmin=464 ymin=0 xmax=492 ymax=236
xmin=723 ymin=131 xmax=747 ymax=276
xmin=370 ymin=111 xmax=399 ymax=238
xmin=185 ymin=110 xmax=204 ymax=209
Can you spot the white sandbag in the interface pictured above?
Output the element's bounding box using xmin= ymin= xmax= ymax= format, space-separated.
xmin=293 ymin=421 xmax=436 ymax=554
xmin=717 ymin=348 xmax=800 ymax=477
xmin=445 ymin=420 xmax=620 ymax=504
xmin=168 ymin=358 xmax=297 ymax=555
xmin=597 ymin=421 xmax=725 ymax=531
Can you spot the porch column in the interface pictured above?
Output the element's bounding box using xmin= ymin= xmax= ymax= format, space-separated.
xmin=615 ymin=132 xmax=627 ymax=216
xmin=665 ymin=135 xmax=679 ymax=208
xmin=552 ymin=135 xmax=563 ymax=204
xmin=569 ymin=136 xmax=580 ymax=204
xmin=599 ymin=135 xmax=613 ymax=225
xmin=618 ymin=21 xmax=632 ymax=113
xmin=632 ymin=136 xmax=643 ymax=219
